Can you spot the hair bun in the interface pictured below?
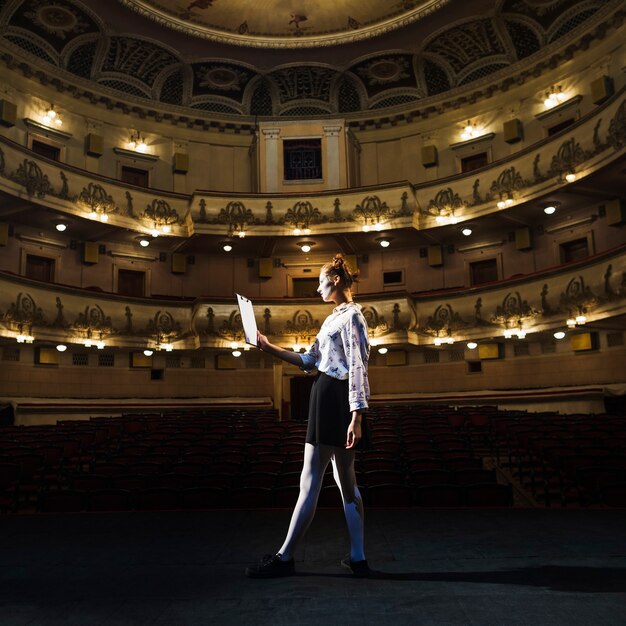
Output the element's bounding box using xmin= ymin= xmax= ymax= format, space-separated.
xmin=324 ymin=253 xmax=358 ymax=285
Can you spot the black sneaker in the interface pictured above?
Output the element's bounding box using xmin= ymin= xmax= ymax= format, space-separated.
xmin=341 ymin=556 xmax=371 ymax=578
xmin=245 ymin=553 xmax=295 ymax=578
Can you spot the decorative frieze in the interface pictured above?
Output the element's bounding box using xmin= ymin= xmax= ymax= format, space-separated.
xmin=0 ymin=247 xmax=624 ymax=350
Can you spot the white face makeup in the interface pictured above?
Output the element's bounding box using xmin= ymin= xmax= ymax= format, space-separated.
xmin=317 ymin=271 xmax=334 ymax=301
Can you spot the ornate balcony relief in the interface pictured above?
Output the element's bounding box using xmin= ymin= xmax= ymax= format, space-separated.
xmin=0 ymin=92 xmax=623 ymax=241
xmin=491 ymin=292 xmax=540 ymax=339
xmin=608 ymin=99 xmax=626 ymax=150
xmin=72 ymin=304 xmax=114 ymax=348
xmin=361 ymin=306 xmax=389 ymax=339
xmin=144 ymin=310 xmax=184 ymax=351
xmin=415 ymin=92 xmax=626 ymax=228
xmin=78 ymin=183 xmax=120 ymax=222
xmin=423 ymin=187 xmax=466 ymax=224
xmin=0 ymin=292 xmax=47 ymax=342
xmin=418 ymin=303 xmax=469 ymax=345
xmin=142 ymin=199 xmax=181 ymax=236
xmin=283 ymin=201 xmax=322 ymax=234
xmin=0 ymin=248 xmax=624 ymax=353
xmin=351 ymin=194 xmax=415 ymax=232
xmin=0 ymin=139 xmax=189 ymax=236
xmin=191 ymin=184 xmax=417 ymax=237
xmin=558 ymin=276 xmax=598 ymax=327
xmin=279 ymin=309 xmax=321 ymax=351
xmin=217 ymin=309 xmax=245 ymax=345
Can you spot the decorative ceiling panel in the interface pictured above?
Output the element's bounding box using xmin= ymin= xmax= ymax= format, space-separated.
xmin=102 ymin=37 xmax=179 ymax=87
xmin=351 ymin=54 xmax=418 ymax=98
xmin=424 ymin=19 xmax=507 ymax=74
xmin=191 ymin=61 xmax=255 ymax=101
xmin=7 ymin=0 xmax=99 ymax=53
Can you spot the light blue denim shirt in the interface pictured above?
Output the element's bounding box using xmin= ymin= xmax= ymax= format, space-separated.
xmin=300 ymin=302 xmax=370 ymax=412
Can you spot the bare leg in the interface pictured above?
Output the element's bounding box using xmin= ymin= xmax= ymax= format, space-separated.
xmin=332 ymin=448 xmax=366 ymax=561
xmin=277 ymin=443 xmax=334 ymax=560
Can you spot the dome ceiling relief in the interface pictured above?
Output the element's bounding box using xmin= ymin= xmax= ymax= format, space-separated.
xmin=115 ymin=0 xmax=451 ymax=48
xmin=0 ymin=0 xmax=612 ymax=116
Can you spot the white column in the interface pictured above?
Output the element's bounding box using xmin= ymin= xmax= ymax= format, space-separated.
xmin=323 ymin=125 xmax=342 ymax=190
xmin=262 ymin=128 xmax=281 ymax=192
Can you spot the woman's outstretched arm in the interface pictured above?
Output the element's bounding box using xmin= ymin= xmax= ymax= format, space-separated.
xmin=257 ymin=330 xmax=305 ymax=367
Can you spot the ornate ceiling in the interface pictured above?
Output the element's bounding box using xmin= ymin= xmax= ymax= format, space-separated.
xmin=0 ymin=0 xmax=614 ymax=117
xmin=116 ymin=0 xmax=450 ymax=48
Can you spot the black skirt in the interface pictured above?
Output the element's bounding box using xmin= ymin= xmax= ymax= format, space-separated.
xmin=305 ymin=371 xmax=369 ymax=450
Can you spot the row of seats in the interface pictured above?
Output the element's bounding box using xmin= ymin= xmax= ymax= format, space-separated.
xmin=3 ymin=404 xmax=624 ymax=512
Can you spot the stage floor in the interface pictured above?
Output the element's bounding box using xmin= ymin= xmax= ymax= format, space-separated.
xmin=1 ymin=508 xmax=626 ymax=625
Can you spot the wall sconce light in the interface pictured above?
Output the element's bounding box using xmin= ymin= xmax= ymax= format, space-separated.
xmin=553 ymin=331 xmax=566 ymax=340
xmin=362 ymin=220 xmax=385 ymax=232
xmin=466 ymin=342 xmax=478 ymax=350
xmin=55 ymin=222 xmax=67 ymax=232
xmin=43 ymin=104 xmax=62 ymax=127
xmin=497 ymin=195 xmax=514 ymax=209
xmin=292 ymin=227 xmax=311 ymax=236
xmin=298 ymin=241 xmax=315 ymax=253
xmin=567 ymin=311 xmax=587 ymax=328
xmin=376 ymin=237 xmax=391 ymax=248
xmin=377 ymin=346 xmax=388 ymax=355
xmin=232 ymin=349 xmax=242 ymax=357
xmin=434 ymin=336 xmax=455 ymax=346
xmin=504 ymin=321 xmax=526 ymax=339
xmin=543 ymin=85 xmax=566 ymax=109
xmin=128 ymin=131 xmax=147 ymax=153
xmin=461 ymin=226 xmax=473 ymax=236
xmin=143 ymin=349 xmax=154 ymax=356
xmin=56 ymin=344 xmax=67 ymax=352
xmin=433 ymin=209 xmax=458 ymax=225
xmin=222 ymin=241 xmax=233 ymax=252
xmin=460 ymin=120 xmax=481 ymax=141
xmin=565 ymin=171 xmax=576 ymax=183
xmin=88 ymin=211 xmax=109 ymax=223
xmin=138 ymin=237 xmax=150 ymax=248
xmin=543 ymin=204 xmax=558 ymax=215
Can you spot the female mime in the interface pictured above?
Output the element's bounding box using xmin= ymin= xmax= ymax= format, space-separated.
xmin=246 ymin=254 xmax=371 ymax=578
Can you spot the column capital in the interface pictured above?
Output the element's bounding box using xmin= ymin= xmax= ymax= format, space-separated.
xmin=262 ymin=128 xmax=281 ymax=140
xmin=323 ymin=125 xmax=342 ymax=138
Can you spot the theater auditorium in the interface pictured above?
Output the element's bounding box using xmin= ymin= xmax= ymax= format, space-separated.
xmin=0 ymin=0 xmax=625 ymax=623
